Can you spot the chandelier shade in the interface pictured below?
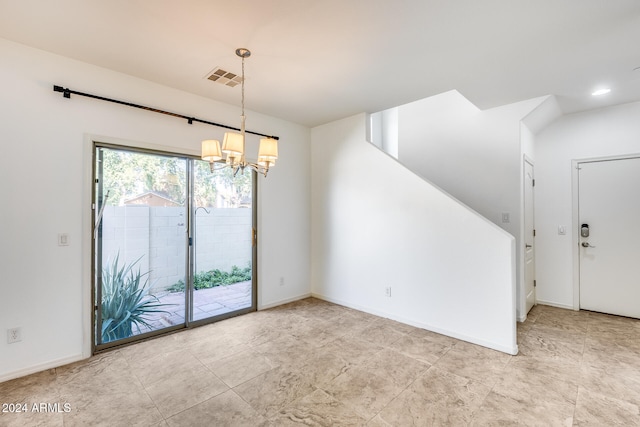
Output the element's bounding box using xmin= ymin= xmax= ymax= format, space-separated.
xmin=221 ymin=132 xmax=244 ymax=156
xmin=201 ymin=139 xmax=222 ymax=161
xmin=258 ymin=137 xmax=278 ymax=166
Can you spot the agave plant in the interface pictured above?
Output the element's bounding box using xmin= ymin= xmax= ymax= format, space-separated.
xmin=101 ymin=254 xmax=171 ymax=343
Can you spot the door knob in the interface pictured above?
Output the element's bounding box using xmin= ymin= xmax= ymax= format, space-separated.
xmin=581 ymin=242 xmax=596 ymax=248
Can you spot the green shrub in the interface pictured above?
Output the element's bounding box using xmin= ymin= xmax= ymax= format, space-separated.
xmin=101 ymin=254 xmax=171 ymax=343
xmin=168 ymin=265 xmax=252 ymax=293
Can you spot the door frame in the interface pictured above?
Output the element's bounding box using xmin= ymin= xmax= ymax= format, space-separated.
xmin=522 ymin=155 xmax=536 ymax=316
xmin=87 ymin=135 xmax=258 ymax=354
xmin=571 ymin=153 xmax=640 ymax=311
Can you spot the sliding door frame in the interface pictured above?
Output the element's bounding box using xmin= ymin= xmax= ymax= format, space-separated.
xmin=91 ymin=140 xmax=257 ymax=353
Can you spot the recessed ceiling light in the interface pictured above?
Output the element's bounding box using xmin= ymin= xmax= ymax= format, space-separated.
xmin=591 ymin=88 xmax=611 ymax=96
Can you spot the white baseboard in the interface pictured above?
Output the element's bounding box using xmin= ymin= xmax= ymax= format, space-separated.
xmin=0 ymin=353 xmax=86 ymax=383
xmin=259 ymin=293 xmax=312 ymax=310
xmin=517 ymin=313 xmax=527 ymax=323
xmin=311 ymin=293 xmax=518 ymax=356
xmin=536 ymin=300 xmax=576 ymax=311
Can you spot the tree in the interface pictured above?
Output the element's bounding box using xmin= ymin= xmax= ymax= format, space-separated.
xmin=98 ymin=147 xmax=250 ymax=208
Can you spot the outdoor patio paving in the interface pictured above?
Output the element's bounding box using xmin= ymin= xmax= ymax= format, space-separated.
xmin=135 ymin=281 xmax=252 ymax=334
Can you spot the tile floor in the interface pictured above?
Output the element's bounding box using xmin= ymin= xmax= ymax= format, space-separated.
xmin=2 ymin=299 xmax=640 ymax=426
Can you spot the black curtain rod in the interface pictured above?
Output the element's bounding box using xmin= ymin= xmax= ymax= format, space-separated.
xmin=52 ymin=85 xmax=279 ymax=140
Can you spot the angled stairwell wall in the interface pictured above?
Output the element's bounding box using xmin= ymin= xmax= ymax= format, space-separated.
xmin=372 ymin=91 xmax=556 ymax=321
xmin=311 ymin=113 xmax=517 ymax=355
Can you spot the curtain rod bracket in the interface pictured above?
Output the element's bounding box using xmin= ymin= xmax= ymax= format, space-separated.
xmin=54 ymin=85 xmax=71 ymax=98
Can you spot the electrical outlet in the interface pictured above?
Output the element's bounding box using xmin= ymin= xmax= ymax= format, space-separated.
xmin=385 ymin=287 xmax=392 ymax=297
xmin=279 ymin=277 xmax=285 ymax=286
xmin=7 ymin=327 xmax=22 ymax=344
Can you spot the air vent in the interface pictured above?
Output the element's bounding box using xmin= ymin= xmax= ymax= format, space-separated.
xmin=206 ymin=67 xmax=243 ymax=87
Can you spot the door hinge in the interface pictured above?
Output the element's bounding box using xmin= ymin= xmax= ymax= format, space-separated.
xmin=534 ymin=280 xmax=537 ymax=287
xmin=94 ymin=305 xmax=98 ymax=312
xmin=188 ymin=237 xmax=193 ymax=246
xmin=532 ymin=179 xmax=535 ymax=187
xmin=533 ymin=229 xmax=536 ymax=237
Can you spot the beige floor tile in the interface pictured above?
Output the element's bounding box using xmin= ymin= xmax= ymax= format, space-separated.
xmin=320 ymin=336 xmax=384 ymax=367
xmin=187 ymin=332 xmax=250 ymax=366
xmin=62 ymin=391 xmax=162 ymax=427
xmin=409 ymin=327 xmax=459 ymax=347
xmin=144 ymin=361 xmax=228 ymax=419
xmin=469 ymin=391 xmax=574 ymax=426
xmin=272 ymin=388 xmax=367 ymax=426
xmin=360 ymin=348 xmax=430 ymax=389
xmin=321 ymin=366 xmax=403 ymax=420
xmin=375 ymin=367 xmax=490 ymax=426
xmin=392 ymin=333 xmax=452 ymax=364
xmin=0 ymin=409 xmax=64 ymax=427
xmin=0 ymin=369 xmax=60 ymax=408
xmin=579 ymin=363 xmax=640 ymax=407
xmin=210 ymin=349 xmax=277 ymax=387
xmin=131 ymin=349 xmax=201 ymax=387
xmin=252 ymin=334 xmax=312 ymax=368
xmin=117 ymin=332 xmax=189 ymax=364
xmin=356 ymin=322 xmax=408 ymax=348
xmin=231 ymin=322 xmax=289 ymax=348
xmin=492 ymin=359 xmax=579 ymax=406
xmin=296 ymin=325 xmax=348 ymax=348
xmin=234 ymin=367 xmax=316 ymax=417
xmin=535 ymin=309 xmax=589 ymax=333
xmin=329 ymin=312 xmax=378 ymax=336
xmin=58 ymin=360 xmax=163 ymax=427
xmin=434 ymin=341 xmax=511 ymax=387
xmin=0 ymin=369 xmax=58 ymax=395
xmin=166 ymin=390 xmax=268 ymax=427
xmin=294 ymin=351 xmax=355 ymax=388
xmin=573 ymin=387 xmax=640 ymax=426
xmin=517 ymin=328 xmax=584 ymax=364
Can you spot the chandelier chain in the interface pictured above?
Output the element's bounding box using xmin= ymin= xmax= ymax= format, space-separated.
xmin=241 ymin=55 xmax=245 ymax=117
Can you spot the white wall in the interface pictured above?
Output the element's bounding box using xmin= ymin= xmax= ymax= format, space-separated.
xmin=0 ymin=38 xmax=311 ymax=381
xmin=311 ymin=113 xmax=517 ymax=355
xmin=393 ymin=90 xmax=544 ymax=320
xmin=535 ymin=101 xmax=640 ymax=308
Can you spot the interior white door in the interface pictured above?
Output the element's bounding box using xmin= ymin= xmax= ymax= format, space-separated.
xmin=579 ymin=157 xmax=640 ymax=318
xmin=524 ymin=159 xmax=536 ymax=314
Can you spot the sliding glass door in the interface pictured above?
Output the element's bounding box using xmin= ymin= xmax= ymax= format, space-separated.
xmin=191 ymin=160 xmax=255 ymax=322
xmin=93 ymin=144 xmax=256 ymax=351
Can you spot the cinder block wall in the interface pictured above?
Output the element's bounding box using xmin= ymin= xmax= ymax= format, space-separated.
xmin=101 ymin=206 xmax=252 ymax=293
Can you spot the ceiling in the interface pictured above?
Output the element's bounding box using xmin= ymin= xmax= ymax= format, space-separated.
xmin=1 ymin=0 xmax=639 ymax=128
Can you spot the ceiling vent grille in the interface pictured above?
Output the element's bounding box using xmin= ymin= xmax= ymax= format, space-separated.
xmin=206 ymin=67 xmax=243 ymax=87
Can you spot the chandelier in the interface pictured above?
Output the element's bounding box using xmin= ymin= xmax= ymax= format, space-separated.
xmin=201 ymin=48 xmax=278 ymax=177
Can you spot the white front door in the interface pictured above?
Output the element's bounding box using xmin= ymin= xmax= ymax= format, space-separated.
xmin=524 ymin=159 xmax=536 ymax=314
xmin=578 ymin=157 xmax=640 ymax=318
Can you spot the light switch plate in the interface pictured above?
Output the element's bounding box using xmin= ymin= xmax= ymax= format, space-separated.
xmin=58 ymin=233 xmax=69 ymax=246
